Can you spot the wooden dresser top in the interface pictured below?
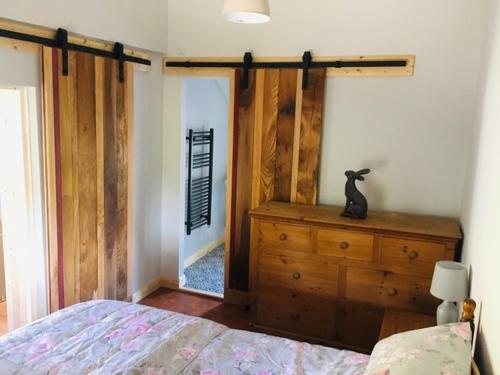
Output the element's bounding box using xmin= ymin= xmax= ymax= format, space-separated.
xmin=249 ymin=202 xmax=462 ymax=240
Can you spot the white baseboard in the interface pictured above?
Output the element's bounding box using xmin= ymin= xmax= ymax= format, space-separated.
xmin=132 ymin=277 xmax=163 ymax=303
xmin=160 ymin=276 xmax=181 ymax=290
xmin=179 ymin=274 xmax=186 ymax=288
xmin=184 ymin=236 xmax=225 ymax=268
xmin=180 ymin=286 xmax=223 ymax=299
xmin=131 ymin=276 xmax=183 ymax=303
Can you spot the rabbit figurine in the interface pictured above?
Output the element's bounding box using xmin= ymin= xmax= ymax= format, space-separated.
xmin=341 ymin=168 xmax=371 ymax=219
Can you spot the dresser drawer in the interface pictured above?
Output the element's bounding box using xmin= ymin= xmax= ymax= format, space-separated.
xmin=259 ymin=221 xmax=311 ymax=254
xmin=345 ymin=267 xmax=438 ymax=313
xmin=256 ymin=288 xmax=336 ymax=339
xmin=316 ymin=228 xmax=374 ymax=261
xmin=258 ymin=254 xmax=338 ymax=298
xmin=380 ymin=237 xmax=447 ymax=276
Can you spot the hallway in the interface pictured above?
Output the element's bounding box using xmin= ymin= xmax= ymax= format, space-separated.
xmin=184 ymin=244 xmax=224 ymax=296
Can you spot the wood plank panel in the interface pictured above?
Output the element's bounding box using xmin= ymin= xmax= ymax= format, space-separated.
xmin=43 ymin=48 xmax=131 ymax=308
xmin=41 ymin=46 xmax=60 ymax=312
xmin=75 ymin=52 xmax=98 ymax=301
xmin=228 ymin=68 xmax=325 ymax=293
xmin=229 ymin=69 xmax=256 ymax=291
xmin=95 ymin=57 xmax=105 ymax=299
xmin=115 ymin=63 xmax=130 ymax=301
xmin=259 ymin=70 xmax=279 ymax=203
xmin=103 ymin=59 xmax=118 ymax=299
xmin=295 ymin=69 xmax=326 ymax=204
xmin=58 ymin=50 xmax=79 ymax=307
xmin=290 ymin=70 xmax=304 ymax=203
xmin=274 ymin=69 xmax=297 ymax=201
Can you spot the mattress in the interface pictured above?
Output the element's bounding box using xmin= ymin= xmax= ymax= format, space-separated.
xmin=0 ymin=300 xmax=369 ymax=374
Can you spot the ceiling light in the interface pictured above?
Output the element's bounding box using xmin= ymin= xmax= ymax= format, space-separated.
xmin=222 ymin=0 xmax=271 ymax=24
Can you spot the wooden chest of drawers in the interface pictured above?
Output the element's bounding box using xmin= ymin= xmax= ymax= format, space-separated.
xmin=249 ymin=202 xmax=461 ymax=352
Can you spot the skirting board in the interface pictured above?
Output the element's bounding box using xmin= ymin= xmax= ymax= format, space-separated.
xmin=131 ymin=276 xmax=181 ymax=303
xmin=184 ymin=235 xmax=225 ymax=268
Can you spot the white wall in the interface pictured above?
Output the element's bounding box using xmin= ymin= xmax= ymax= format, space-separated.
xmin=0 ymin=48 xmax=41 ymax=87
xmin=0 ymin=205 xmax=4 ymax=302
xmin=168 ymin=0 xmax=489 ymax=217
xmin=182 ymin=79 xmax=228 ymax=261
xmin=460 ymin=0 xmax=500 ymax=372
xmin=0 ymin=0 xmax=168 ymax=52
xmin=130 ymin=53 xmax=164 ymax=296
xmin=0 ymin=47 xmax=48 ymax=324
xmin=162 ymin=75 xmax=185 ymax=281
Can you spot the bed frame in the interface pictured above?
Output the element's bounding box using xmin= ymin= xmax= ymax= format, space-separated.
xmin=460 ymin=298 xmax=480 ymax=375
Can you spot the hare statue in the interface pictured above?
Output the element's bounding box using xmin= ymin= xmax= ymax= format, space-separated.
xmin=341 ymin=168 xmax=371 ymax=219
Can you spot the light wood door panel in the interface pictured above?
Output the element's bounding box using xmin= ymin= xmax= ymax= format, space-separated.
xmin=294 ymin=69 xmax=326 ymax=204
xmin=42 ymin=47 xmax=131 ymax=310
xmin=228 ymin=68 xmax=327 ymax=292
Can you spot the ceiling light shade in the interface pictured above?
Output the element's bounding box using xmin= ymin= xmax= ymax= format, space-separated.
xmin=222 ymin=0 xmax=271 ymax=24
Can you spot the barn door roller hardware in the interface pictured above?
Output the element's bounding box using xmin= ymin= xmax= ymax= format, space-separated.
xmin=114 ymin=42 xmax=125 ymax=82
xmin=165 ymin=51 xmax=409 ymax=89
xmin=0 ymin=26 xmax=150 ymax=81
xmin=56 ymin=28 xmax=69 ymax=76
xmin=302 ymin=51 xmax=312 ymax=90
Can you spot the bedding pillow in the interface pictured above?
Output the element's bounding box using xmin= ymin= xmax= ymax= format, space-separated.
xmin=364 ymin=322 xmax=472 ymax=375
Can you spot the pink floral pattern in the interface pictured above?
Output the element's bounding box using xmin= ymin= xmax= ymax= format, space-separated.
xmin=0 ymin=300 xmax=369 ymax=374
xmin=182 ymin=329 xmax=369 ymax=374
xmin=365 ymin=322 xmax=472 ymax=375
xmin=0 ymin=300 xmax=226 ymax=374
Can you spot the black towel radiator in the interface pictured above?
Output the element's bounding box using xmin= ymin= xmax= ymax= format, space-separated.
xmin=185 ymin=129 xmax=214 ymax=235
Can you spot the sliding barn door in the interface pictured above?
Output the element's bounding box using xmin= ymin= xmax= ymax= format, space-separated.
xmin=42 ymin=47 xmax=132 ymax=311
xmin=228 ymin=68 xmax=326 ymax=292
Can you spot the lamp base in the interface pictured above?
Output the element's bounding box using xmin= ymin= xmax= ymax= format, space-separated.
xmin=436 ymin=300 xmax=459 ymax=325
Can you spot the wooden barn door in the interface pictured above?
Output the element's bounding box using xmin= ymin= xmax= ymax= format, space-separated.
xmin=227 ymin=68 xmax=326 ymax=295
xmin=42 ymin=47 xmax=132 ymax=311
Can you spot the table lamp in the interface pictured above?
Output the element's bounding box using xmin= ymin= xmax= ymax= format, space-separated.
xmin=430 ymin=261 xmax=468 ymax=325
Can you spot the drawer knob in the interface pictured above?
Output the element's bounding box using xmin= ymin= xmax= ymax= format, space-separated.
xmin=279 ymin=233 xmax=288 ymax=241
xmin=408 ymin=251 xmax=418 ymax=260
xmin=292 ymin=272 xmax=301 ymax=280
xmin=387 ymin=288 xmax=398 ymax=296
xmin=340 ymin=241 xmax=350 ymax=250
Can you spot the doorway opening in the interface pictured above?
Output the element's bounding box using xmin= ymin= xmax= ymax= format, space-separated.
xmin=180 ymin=77 xmax=230 ymax=298
xmin=0 ymin=86 xmax=48 ymax=335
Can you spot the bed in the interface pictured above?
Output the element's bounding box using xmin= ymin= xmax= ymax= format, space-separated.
xmin=0 ymin=300 xmax=369 ymax=374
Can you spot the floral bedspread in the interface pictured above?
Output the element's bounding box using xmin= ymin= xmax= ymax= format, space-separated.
xmin=0 ymin=300 xmax=369 ymax=374
xmin=181 ymin=329 xmax=369 ymax=375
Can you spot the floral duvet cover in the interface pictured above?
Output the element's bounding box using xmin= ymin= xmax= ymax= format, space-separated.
xmin=0 ymin=300 xmax=368 ymax=374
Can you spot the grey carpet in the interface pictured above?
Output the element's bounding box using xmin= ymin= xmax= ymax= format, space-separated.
xmin=184 ymin=244 xmax=224 ymax=295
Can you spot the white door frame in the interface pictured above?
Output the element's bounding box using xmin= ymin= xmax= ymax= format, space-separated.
xmin=0 ymin=85 xmax=48 ymax=331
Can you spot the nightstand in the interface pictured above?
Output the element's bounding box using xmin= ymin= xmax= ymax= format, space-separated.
xmin=379 ymin=308 xmax=436 ymax=340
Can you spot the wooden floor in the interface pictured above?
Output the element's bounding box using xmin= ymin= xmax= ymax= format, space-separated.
xmin=140 ymin=288 xmax=251 ymax=331
xmin=0 ymin=301 xmax=7 ymax=336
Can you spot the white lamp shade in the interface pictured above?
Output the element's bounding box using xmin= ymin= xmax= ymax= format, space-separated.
xmin=222 ymin=0 xmax=271 ymax=24
xmin=430 ymin=261 xmax=468 ymax=302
